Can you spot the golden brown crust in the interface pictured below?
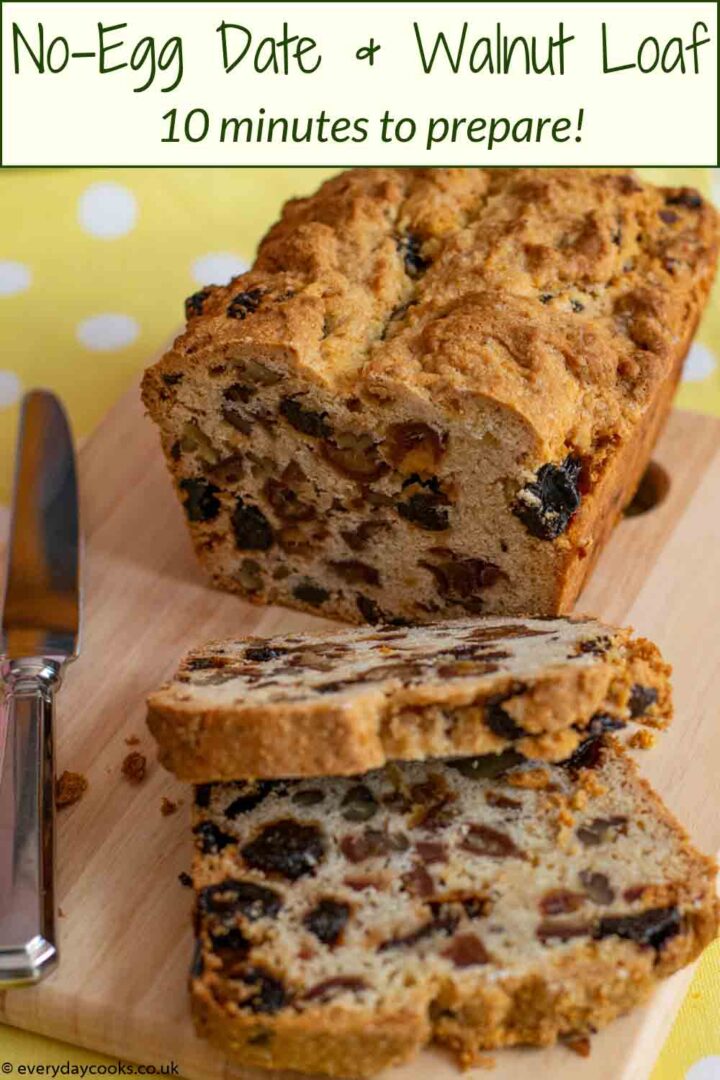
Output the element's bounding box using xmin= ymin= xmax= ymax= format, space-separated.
xmin=147 ymin=617 xmax=672 ymax=781
xmin=141 ymin=169 xmax=719 ymax=625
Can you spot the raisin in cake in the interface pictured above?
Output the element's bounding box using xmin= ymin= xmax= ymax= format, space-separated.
xmin=190 ymin=739 xmax=717 ymax=1078
xmin=142 ymin=168 xmax=719 ymax=625
xmin=147 ymin=615 xmax=670 ymax=781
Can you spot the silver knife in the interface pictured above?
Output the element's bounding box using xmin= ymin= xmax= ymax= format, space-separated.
xmin=0 ymin=390 xmax=80 ymax=985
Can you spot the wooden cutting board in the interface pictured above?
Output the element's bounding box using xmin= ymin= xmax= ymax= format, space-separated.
xmin=1 ymin=386 xmax=719 ymax=1080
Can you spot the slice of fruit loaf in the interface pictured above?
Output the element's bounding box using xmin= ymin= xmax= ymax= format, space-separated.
xmin=190 ymin=739 xmax=717 ymax=1078
xmin=147 ymin=615 xmax=670 ymax=781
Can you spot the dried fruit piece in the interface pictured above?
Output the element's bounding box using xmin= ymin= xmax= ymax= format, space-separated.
xmin=322 ymin=432 xmax=386 ymax=481
xmin=397 ymin=234 xmax=429 ymax=277
xmin=234 ymin=358 xmax=282 ymax=385
xmin=398 ymin=477 xmax=451 ymax=531
xmin=461 ymin=823 xmax=525 ymax=859
xmin=384 ymin=422 xmax=447 ymax=476
xmin=232 ymin=499 xmax=274 ymax=550
xmin=303 ymin=977 xmax=367 ymax=1002
xmin=241 ymin=819 xmax=325 ymax=880
xmin=579 ymin=871 xmax=615 ymax=905
xmin=341 ymin=520 xmax=389 ymax=552
xmin=402 ymin=863 xmax=435 ymax=898
xmin=537 ymin=920 xmax=591 ymax=943
xmin=340 ymin=828 xmax=409 ymax=863
xmin=225 ymin=781 xmax=275 ymax=818
xmin=330 ymin=560 xmax=380 ymax=587
xmin=236 ymin=967 xmax=287 ymax=1013
xmin=595 ymin=906 xmax=681 ymax=949
xmin=227 ymin=288 xmax=263 ymax=320
xmin=185 ymin=289 xmax=211 ymax=319
xmin=665 ymin=189 xmax=703 ymax=209
xmin=264 ymin=478 xmax=316 ymax=522
xmin=341 ymin=785 xmax=379 ymax=823
xmin=420 ymin=549 xmax=502 ymax=610
xmin=304 ymin=899 xmax=350 ymax=945
xmin=292 ymin=580 xmax=330 ymax=606
xmin=576 ymin=816 xmax=628 ymax=847
xmin=198 ymin=880 xmax=283 ymax=921
xmin=180 ymin=479 xmax=221 ymax=523
xmin=514 ymin=456 xmax=582 ymax=540
xmin=280 ymin=397 xmax=332 ymax=438
xmin=194 ymin=820 xmax=235 ymax=855
xmin=442 ymin=933 xmax=490 ymax=968
xmin=291 ymin=789 xmax=325 ymax=807
xmin=628 ymin=684 xmax=658 ymax=718
xmin=539 ymin=889 xmax=585 ymax=916
xmin=485 ymin=688 xmax=529 ymax=740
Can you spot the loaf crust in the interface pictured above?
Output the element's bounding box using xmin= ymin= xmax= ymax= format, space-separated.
xmin=142 ymin=168 xmax=719 ymax=624
xmin=147 ymin=616 xmax=671 ymax=781
xmin=189 ymin=740 xmax=718 ymax=1077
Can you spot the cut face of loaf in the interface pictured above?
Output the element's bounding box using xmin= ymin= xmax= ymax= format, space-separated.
xmin=190 ymin=740 xmax=718 ymax=1078
xmin=142 ymin=168 xmax=719 ymax=624
xmin=147 ymin=615 xmax=671 ymax=781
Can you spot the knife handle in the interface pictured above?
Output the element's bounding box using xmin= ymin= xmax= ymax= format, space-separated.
xmin=0 ymin=657 xmax=61 ymax=984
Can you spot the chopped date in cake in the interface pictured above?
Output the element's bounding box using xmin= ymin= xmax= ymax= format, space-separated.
xmin=420 ymin=550 xmax=503 ymax=608
xmin=539 ymin=889 xmax=585 ymax=916
xmin=462 ymin=822 xmax=525 ymax=859
xmin=194 ymin=820 xmax=236 ymax=855
xmin=576 ymin=815 xmax=628 ymax=847
xmin=398 ymin=477 xmax=451 ymax=531
xmin=236 ymin=967 xmax=288 ymax=1013
xmin=579 ymin=871 xmax=615 ymax=905
xmin=185 ymin=288 xmax=211 ymax=319
xmin=330 ymin=560 xmax=381 ymax=587
xmin=513 ymin=456 xmax=583 ymax=540
xmin=321 ymin=431 xmax=386 ymax=481
xmin=232 ymin=499 xmax=274 ymax=550
xmin=241 ymin=819 xmax=326 ymax=880
xmin=629 ymin=684 xmax=659 ymax=717
xmin=484 ymin=688 xmax=529 ymax=740
xmin=279 ymin=396 xmax=332 ymax=438
xmin=442 ymin=933 xmax=490 ymax=968
xmin=397 ymin=233 xmax=430 ymax=277
xmin=595 ymin=906 xmax=681 ymax=949
xmin=199 ymin=879 xmax=283 ymax=921
xmin=341 ymin=785 xmax=379 ymax=823
xmin=304 ymin=899 xmax=351 ymax=945
xmin=180 ymin=478 xmax=221 ymax=523
xmin=226 ymin=288 xmax=263 ymax=320
xmin=225 ymin=781 xmax=275 ymax=818
xmin=292 ymin=580 xmax=331 ymax=606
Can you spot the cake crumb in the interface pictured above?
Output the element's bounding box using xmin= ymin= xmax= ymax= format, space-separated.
xmin=55 ymin=770 xmax=88 ymax=809
xmin=628 ymin=729 xmax=656 ymax=750
xmin=179 ymin=871 xmax=193 ymax=888
xmin=122 ymin=751 xmax=147 ymax=784
xmin=125 ymin=734 xmax=141 ymax=746
xmin=58 ymin=907 xmax=66 ymax=919
xmin=564 ymin=1035 xmax=591 ymax=1057
xmin=161 ymin=796 xmax=178 ymax=817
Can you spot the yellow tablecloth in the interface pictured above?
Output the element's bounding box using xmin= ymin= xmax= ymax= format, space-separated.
xmin=0 ymin=167 xmax=719 ymax=1079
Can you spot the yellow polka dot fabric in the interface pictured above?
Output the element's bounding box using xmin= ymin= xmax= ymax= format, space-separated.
xmin=0 ymin=167 xmax=719 ymax=1078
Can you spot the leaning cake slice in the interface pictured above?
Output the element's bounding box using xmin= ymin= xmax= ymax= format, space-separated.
xmin=147 ymin=615 xmax=670 ymax=781
xmin=190 ymin=739 xmax=717 ymax=1078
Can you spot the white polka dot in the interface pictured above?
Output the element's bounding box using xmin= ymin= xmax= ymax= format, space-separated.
xmin=686 ymin=1057 xmax=720 ymax=1080
xmin=0 ymin=261 xmax=31 ymax=297
xmin=0 ymin=371 xmax=22 ymax=407
xmin=192 ymin=253 xmax=249 ymax=287
xmin=683 ymin=342 xmax=718 ymax=383
xmin=78 ymin=183 xmax=137 ymax=239
xmin=77 ymin=314 xmax=139 ymax=352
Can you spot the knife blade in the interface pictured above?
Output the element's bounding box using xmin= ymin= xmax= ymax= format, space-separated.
xmin=0 ymin=389 xmax=81 ymax=984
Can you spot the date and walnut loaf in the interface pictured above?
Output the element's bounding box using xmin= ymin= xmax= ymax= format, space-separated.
xmin=142 ymin=168 xmax=719 ymax=624
xmin=147 ymin=616 xmax=670 ymax=781
xmin=190 ymin=739 xmax=718 ymax=1078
